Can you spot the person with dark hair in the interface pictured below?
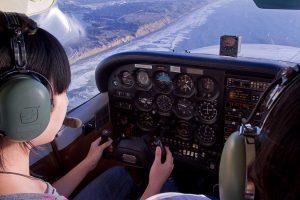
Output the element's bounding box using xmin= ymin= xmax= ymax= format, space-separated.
xmin=148 ymin=70 xmax=300 ymax=200
xmin=248 ymin=75 xmax=300 ymax=200
xmin=0 ymin=12 xmax=174 ymax=200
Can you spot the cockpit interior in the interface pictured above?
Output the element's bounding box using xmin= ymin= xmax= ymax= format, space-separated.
xmin=1 ymin=0 xmax=300 ymax=199
xmin=31 ymin=49 xmax=291 ymax=198
xmin=93 ymin=50 xmax=286 ymax=195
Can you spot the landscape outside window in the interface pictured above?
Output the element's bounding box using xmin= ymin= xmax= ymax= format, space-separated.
xmin=34 ymin=0 xmax=300 ymax=110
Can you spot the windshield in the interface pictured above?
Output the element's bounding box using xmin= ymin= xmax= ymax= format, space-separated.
xmin=32 ymin=0 xmax=300 ymax=110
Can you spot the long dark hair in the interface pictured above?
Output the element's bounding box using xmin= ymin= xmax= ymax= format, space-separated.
xmin=249 ymin=75 xmax=300 ymax=200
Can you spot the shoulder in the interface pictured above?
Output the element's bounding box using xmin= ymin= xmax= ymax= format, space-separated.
xmin=0 ymin=193 xmax=68 ymax=200
xmin=146 ymin=192 xmax=214 ymax=200
xmin=0 ymin=182 xmax=67 ymax=200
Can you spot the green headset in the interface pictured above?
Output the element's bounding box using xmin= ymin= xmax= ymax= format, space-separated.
xmin=219 ymin=65 xmax=300 ymax=200
xmin=0 ymin=12 xmax=53 ymax=141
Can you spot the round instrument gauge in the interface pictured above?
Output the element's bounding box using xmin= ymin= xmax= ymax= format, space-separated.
xmin=136 ymin=70 xmax=151 ymax=89
xmin=137 ymin=112 xmax=154 ymax=131
xmin=198 ymin=101 xmax=217 ymax=123
xmin=120 ymin=71 xmax=134 ymax=87
xmin=154 ymin=71 xmax=172 ymax=93
xmin=175 ymin=121 xmax=193 ymax=141
xmin=156 ymin=94 xmax=173 ymax=113
xmin=196 ymin=125 xmax=216 ymax=146
xmin=202 ymin=77 xmax=214 ymax=91
xmin=174 ymin=98 xmax=195 ymax=120
xmin=134 ymin=92 xmax=154 ymax=111
xmin=197 ymin=77 xmax=219 ymax=100
xmin=175 ymin=74 xmax=195 ymax=96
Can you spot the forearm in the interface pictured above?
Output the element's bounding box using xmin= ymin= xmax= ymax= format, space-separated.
xmin=140 ymin=182 xmax=163 ymax=200
xmin=141 ymin=147 xmax=174 ymax=200
xmin=52 ymin=160 xmax=92 ymax=197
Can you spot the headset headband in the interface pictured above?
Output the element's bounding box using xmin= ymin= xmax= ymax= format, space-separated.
xmin=4 ymin=12 xmax=27 ymax=70
xmin=0 ymin=13 xmax=54 ymax=105
xmin=243 ymin=65 xmax=300 ymax=126
xmin=0 ymin=12 xmax=54 ymax=141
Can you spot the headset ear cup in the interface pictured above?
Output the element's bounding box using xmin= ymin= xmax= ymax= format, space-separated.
xmin=30 ymin=73 xmax=54 ymax=108
xmin=219 ymin=131 xmax=246 ymax=200
xmin=0 ymin=74 xmax=51 ymax=141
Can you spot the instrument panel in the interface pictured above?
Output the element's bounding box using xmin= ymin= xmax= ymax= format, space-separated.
xmin=100 ymin=52 xmax=283 ymax=172
xmin=108 ymin=64 xmax=271 ymax=172
xmin=109 ymin=64 xmax=224 ymax=138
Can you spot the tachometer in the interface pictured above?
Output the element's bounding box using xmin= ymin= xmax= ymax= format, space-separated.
xmin=175 ymin=74 xmax=195 ymax=97
xmin=154 ymin=71 xmax=172 ymax=93
xmin=175 ymin=121 xmax=193 ymax=141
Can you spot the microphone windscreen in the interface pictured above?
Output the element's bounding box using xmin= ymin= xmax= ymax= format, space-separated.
xmin=63 ymin=117 xmax=82 ymax=128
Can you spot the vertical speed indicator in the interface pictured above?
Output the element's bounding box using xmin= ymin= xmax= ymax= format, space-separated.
xmin=197 ymin=76 xmax=219 ymax=100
